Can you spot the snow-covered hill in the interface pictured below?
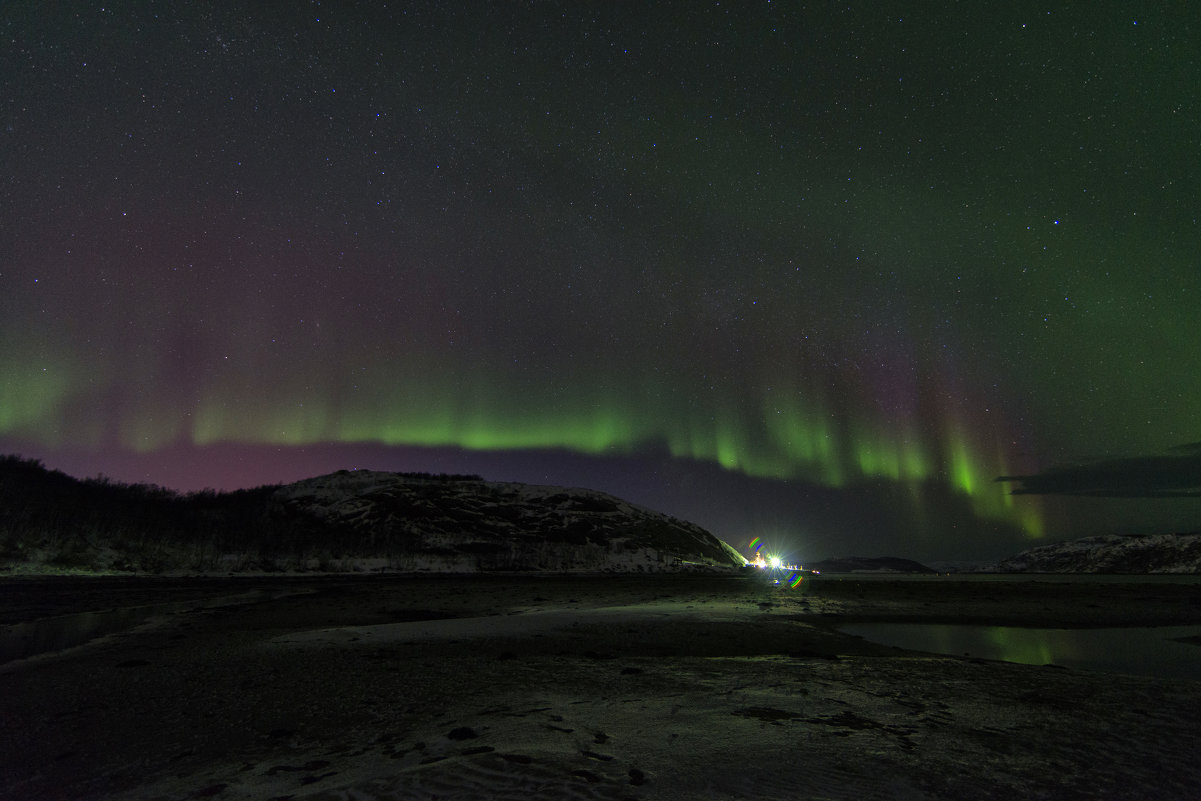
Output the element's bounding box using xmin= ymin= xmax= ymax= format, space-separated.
xmin=267 ymin=469 xmax=746 ymax=573
xmin=995 ymin=532 xmax=1201 ymax=574
xmin=0 ymin=457 xmax=746 ymax=575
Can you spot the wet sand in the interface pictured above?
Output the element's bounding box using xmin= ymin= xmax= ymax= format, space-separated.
xmin=2 ymin=573 xmax=1200 ymax=800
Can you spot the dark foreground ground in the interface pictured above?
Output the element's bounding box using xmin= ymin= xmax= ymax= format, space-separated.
xmin=2 ymin=573 xmax=1201 ymax=800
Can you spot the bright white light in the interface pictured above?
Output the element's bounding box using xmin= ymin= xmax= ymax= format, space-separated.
xmin=769 ymin=555 xmax=782 ymax=569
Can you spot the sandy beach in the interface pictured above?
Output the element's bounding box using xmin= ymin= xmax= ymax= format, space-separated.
xmin=2 ymin=573 xmax=1200 ymax=800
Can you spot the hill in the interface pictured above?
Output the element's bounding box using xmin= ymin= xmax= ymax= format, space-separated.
xmin=994 ymin=532 xmax=1201 ymax=574
xmin=808 ymin=556 xmax=935 ymax=574
xmin=0 ymin=456 xmax=745 ymax=575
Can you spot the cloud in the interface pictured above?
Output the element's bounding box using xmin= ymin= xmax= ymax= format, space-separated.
xmin=997 ymin=445 xmax=1201 ymax=498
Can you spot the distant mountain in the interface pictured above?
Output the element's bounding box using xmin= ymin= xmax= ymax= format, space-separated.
xmin=995 ymin=533 xmax=1201 ymax=574
xmin=0 ymin=457 xmax=745 ymax=574
xmin=808 ymin=556 xmax=935 ymax=574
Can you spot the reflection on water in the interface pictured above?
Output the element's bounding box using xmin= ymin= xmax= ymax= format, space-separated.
xmin=840 ymin=623 xmax=1201 ymax=682
xmin=823 ymin=574 xmax=1201 ymax=584
xmin=0 ymin=605 xmax=182 ymax=664
xmin=0 ymin=589 xmax=280 ymax=665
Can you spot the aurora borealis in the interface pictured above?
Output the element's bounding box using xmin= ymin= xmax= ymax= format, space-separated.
xmin=2 ymin=3 xmax=1199 ymax=560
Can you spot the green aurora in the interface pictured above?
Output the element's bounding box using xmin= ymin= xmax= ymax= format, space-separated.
xmin=2 ymin=3 xmax=1198 ymax=558
xmin=2 ymin=340 xmax=1043 ymax=539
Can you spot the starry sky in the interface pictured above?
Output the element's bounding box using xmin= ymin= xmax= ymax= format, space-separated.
xmin=3 ymin=2 xmax=1199 ymax=562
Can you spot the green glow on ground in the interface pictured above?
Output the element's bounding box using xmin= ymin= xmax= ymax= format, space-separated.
xmin=985 ymin=627 xmax=1056 ymax=666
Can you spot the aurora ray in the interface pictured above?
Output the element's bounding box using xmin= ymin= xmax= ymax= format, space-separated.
xmin=2 ymin=3 xmax=1197 ymax=561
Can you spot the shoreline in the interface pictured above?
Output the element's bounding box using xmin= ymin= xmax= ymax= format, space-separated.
xmin=3 ymin=574 xmax=1200 ymax=799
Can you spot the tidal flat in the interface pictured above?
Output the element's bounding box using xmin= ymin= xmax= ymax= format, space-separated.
xmin=2 ymin=574 xmax=1200 ymax=800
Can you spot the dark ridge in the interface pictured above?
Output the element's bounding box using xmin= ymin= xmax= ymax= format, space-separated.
xmin=0 ymin=455 xmax=743 ymax=575
xmin=809 ymin=556 xmax=935 ymax=574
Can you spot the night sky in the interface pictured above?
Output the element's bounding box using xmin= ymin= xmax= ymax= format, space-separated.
xmin=3 ymin=3 xmax=1199 ymax=561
